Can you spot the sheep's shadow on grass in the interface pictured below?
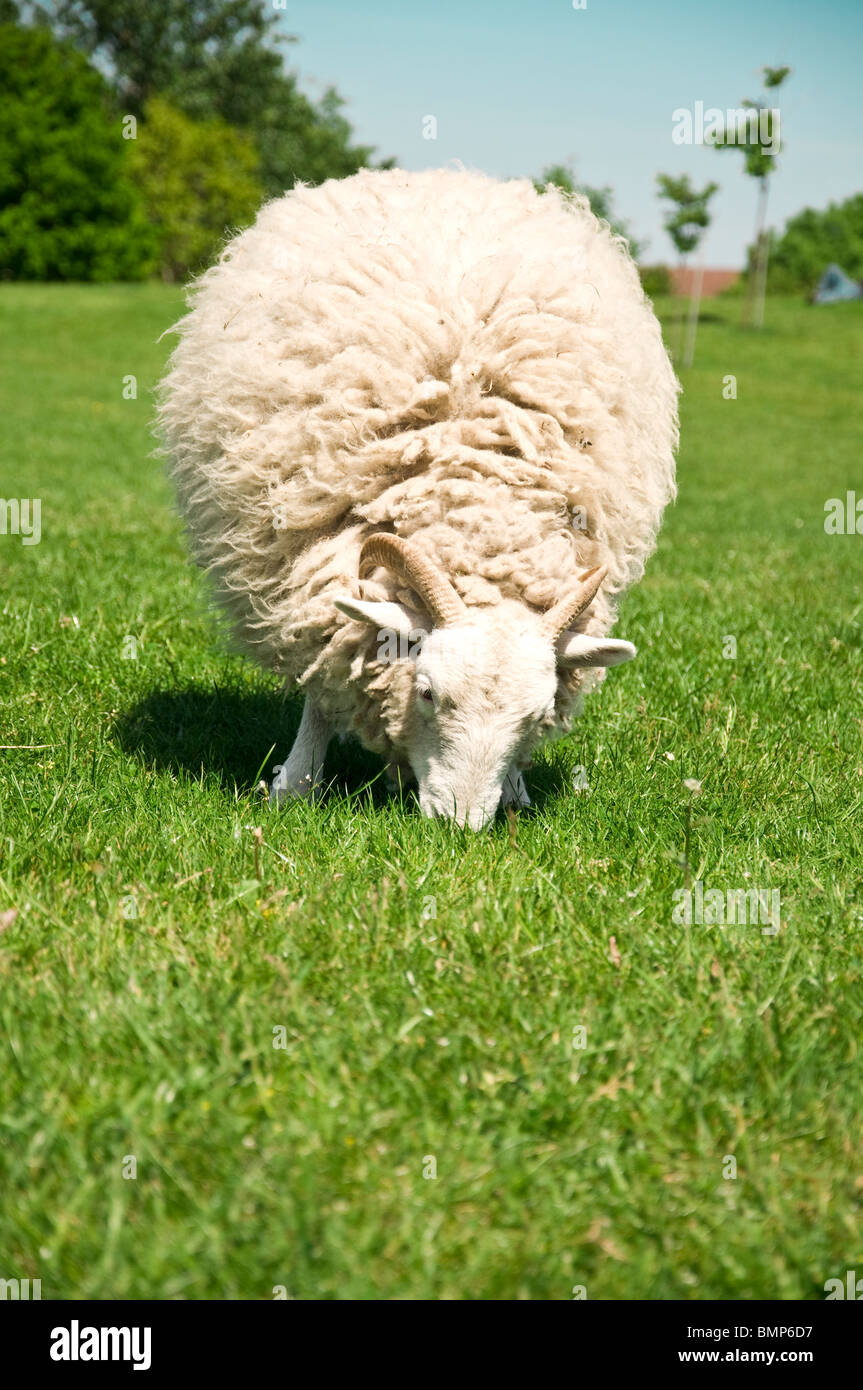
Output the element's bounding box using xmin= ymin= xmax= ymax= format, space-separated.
xmin=521 ymin=758 xmax=578 ymax=809
xmin=114 ymin=685 xmax=575 ymax=823
xmin=113 ymin=685 xmax=391 ymax=807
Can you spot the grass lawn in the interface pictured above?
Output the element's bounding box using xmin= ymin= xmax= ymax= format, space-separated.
xmin=0 ymin=283 xmax=861 ymax=1301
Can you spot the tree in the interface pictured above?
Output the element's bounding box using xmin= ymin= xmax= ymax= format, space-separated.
xmin=656 ymin=173 xmax=718 ymax=365
xmin=37 ymin=0 xmax=287 ymax=117
xmin=534 ymin=163 xmax=642 ymax=258
xmin=763 ymin=194 xmax=863 ymax=293
xmin=0 ymin=22 xmax=156 ymax=280
xmin=128 ymin=97 xmax=263 ymax=281
xmin=713 ymin=64 xmax=791 ymax=327
xmin=253 ymin=81 xmax=391 ymax=195
xmin=656 ymin=173 xmax=718 ymax=260
xmin=40 ymin=0 xmax=390 ymax=195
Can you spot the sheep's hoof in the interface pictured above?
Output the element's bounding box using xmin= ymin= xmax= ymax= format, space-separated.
xmin=270 ymin=765 xmax=321 ymax=806
xmin=500 ymin=770 xmax=531 ymax=809
xmin=384 ymin=762 xmax=414 ymax=790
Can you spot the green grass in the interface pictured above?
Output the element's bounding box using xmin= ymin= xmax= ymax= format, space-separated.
xmin=1 ymin=283 xmax=861 ymax=1301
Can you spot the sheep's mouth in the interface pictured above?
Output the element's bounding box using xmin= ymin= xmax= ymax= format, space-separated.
xmin=417 ymin=786 xmax=502 ymax=831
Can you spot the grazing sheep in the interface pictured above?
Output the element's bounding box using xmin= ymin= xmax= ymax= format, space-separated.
xmin=158 ymin=167 xmax=678 ymax=829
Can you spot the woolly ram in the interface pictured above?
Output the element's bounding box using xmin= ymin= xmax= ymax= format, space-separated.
xmin=158 ymin=167 xmax=678 ymax=830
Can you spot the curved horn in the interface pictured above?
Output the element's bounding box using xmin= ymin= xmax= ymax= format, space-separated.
xmin=359 ymin=533 xmax=465 ymax=627
xmin=541 ymin=564 xmax=608 ymax=640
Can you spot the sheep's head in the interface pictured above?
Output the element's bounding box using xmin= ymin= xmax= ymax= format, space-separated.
xmin=334 ymin=534 xmax=636 ymax=830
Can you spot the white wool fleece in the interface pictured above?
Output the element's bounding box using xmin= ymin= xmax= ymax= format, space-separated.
xmin=157 ymin=167 xmax=678 ymax=760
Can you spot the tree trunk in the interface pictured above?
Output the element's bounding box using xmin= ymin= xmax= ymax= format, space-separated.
xmin=676 ymin=256 xmax=687 ymax=362
xmin=753 ymin=180 xmax=771 ymax=328
xmin=743 ymin=177 xmax=769 ymax=327
xmin=682 ymin=258 xmax=705 ymax=368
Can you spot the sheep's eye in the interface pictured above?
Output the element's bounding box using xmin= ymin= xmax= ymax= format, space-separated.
xmin=418 ymin=685 xmax=434 ymax=704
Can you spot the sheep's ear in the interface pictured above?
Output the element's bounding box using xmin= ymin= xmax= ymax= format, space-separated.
xmin=334 ymin=596 xmax=427 ymax=642
xmin=557 ymin=633 xmax=637 ymax=669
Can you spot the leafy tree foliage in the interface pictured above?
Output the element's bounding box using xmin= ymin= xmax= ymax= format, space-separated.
xmin=638 ymin=264 xmax=672 ymax=297
xmin=656 ymin=173 xmax=718 ymax=258
xmin=39 ymin=0 xmax=286 ymax=116
xmin=128 ymin=97 xmax=263 ymax=281
xmin=41 ymin=0 xmax=389 ymax=195
xmin=0 ymin=22 xmax=156 ymax=279
xmin=763 ymin=194 xmax=863 ymax=292
xmin=252 ymin=83 xmax=390 ymax=195
xmin=534 ymin=163 xmax=642 ymax=259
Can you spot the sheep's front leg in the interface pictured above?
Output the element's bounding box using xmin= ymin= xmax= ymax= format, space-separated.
xmin=500 ymin=764 xmax=531 ymax=809
xmin=270 ymin=699 xmax=332 ymax=805
xmin=384 ymin=760 xmax=414 ymax=791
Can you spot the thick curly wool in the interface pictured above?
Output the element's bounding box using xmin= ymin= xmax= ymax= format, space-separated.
xmin=158 ymin=167 xmax=678 ymax=758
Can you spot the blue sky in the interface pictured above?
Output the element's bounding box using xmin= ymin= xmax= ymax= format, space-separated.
xmin=276 ymin=0 xmax=862 ymax=266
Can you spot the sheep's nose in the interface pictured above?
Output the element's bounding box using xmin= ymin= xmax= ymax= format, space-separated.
xmin=450 ymin=804 xmax=494 ymax=832
xmin=420 ymin=797 xmax=493 ymax=831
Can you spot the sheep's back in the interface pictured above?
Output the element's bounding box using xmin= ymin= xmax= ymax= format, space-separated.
xmin=158 ymin=167 xmax=678 ymax=682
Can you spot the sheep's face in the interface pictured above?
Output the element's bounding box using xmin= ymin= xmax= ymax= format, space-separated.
xmin=407 ymin=613 xmax=556 ymax=830
xmin=334 ymin=593 xmax=636 ymax=830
